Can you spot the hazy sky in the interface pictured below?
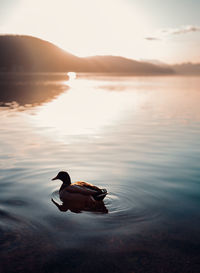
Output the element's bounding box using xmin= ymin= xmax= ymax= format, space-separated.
xmin=0 ymin=0 xmax=200 ymax=63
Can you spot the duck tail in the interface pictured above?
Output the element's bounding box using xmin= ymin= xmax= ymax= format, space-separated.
xmin=94 ymin=189 xmax=107 ymax=201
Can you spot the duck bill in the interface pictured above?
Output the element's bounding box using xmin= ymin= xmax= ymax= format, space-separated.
xmin=52 ymin=176 xmax=58 ymax=181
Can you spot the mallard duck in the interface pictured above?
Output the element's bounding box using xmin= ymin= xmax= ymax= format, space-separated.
xmin=52 ymin=171 xmax=107 ymax=201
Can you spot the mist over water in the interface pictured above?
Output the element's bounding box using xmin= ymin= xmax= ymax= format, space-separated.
xmin=0 ymin=74 xmax=200 ymax=273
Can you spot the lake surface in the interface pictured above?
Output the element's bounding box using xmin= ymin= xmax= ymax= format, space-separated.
xmin=0 ymin=73 xmax=200 ymax=273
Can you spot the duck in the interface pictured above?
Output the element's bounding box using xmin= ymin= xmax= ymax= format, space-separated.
xmin=52 ymin=171 xmax=107 ymax=202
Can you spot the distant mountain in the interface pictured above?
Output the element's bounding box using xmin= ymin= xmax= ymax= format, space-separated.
xmin=0 ymin=35 xmax=174 ymax=74
xmin=142 ymin=59 xmax=200 ymax=75
xmin=84 ymin=55 xmax=174 ymax=74
xmin=172 ymin=63 xmax=200 ymax=75
xmin=140 ymin=59 xmax=168 ymax=67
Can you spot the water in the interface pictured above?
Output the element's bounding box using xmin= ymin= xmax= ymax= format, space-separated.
xmin=0 ymin=73 xmax=200 ymax=273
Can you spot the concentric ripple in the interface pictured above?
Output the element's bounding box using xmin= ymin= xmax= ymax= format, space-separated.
xmin=103 ymin=183 xmax=161 ymax=227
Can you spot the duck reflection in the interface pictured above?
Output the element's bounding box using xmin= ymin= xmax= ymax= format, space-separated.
xmin=0 ymin=73 xmax=68 ymax=108
xmin=51 ymin=196 xmax=108 ymax=214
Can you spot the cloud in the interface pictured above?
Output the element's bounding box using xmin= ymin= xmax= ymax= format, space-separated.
xmin=145 ymin=37 xmax=160 ymax=41
xmin=161 ymin=25 xmax=200 ymax=35
xmin=145 ymin=25 xmax=200 ymax=42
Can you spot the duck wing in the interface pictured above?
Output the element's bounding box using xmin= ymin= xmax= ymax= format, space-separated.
xmin=68 ymin=181 xmax=107 ymax=200
xmin=66 ymin=183 xmax=99 ymax=195
xmin=73 ymin=181 xmax=102 ymax=192
xmin=73 ymin=181 xmax=107 ymax=200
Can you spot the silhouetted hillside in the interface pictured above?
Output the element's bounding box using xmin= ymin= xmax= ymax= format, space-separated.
xmin=143 ymin=59 xmax=200 ymax=75
xmin=0 ymin=35 xmax=174 ymax=74
xmin=172 ymin=63 xmax=200 ymax=75
xmin=0 ymin=35 xmax=85 ymax=72
xmin=84 ymin=55 xmax=174 ymax=74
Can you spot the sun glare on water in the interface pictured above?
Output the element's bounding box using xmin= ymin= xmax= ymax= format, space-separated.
xmin=30 ymin=77 xmax=146 ymax=142
xmin=67 ymin=72 xmax=76 ymax=81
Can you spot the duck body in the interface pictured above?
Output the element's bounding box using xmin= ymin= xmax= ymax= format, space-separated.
xmin=52 ymin=171 xmax=107 ymax=202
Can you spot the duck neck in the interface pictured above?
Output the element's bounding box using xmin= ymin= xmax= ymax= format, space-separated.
xmin=60 ymin=180 xmax=71 ymax=191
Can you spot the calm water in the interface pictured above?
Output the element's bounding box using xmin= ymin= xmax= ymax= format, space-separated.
xmin=0 ymin=73 xmax=200 ymax=273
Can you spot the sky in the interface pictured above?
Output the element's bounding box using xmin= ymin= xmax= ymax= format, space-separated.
xmin=0 ymin=0 xmax=200 ymax=64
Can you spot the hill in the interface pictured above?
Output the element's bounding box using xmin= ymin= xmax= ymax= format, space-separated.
xmin=143 ymin=59 xmax=200 ymax=75
xmin=0 ymin=35 xmax=84 ymax=72
xmin=172 ymin=63 xmax=200 ymax=75
xmin=0 ymin=35 xmax=174 ymax=74
xmin=84 ymin=55 xmax=174 ymax=74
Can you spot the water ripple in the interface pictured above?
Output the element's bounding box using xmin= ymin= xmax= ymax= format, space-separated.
xmin=103 ymin=183 xmax=161 ymax=227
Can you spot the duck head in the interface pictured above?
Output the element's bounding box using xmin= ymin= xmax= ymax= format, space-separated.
xmin=52 ymin=171 xmax=71 ymax=185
